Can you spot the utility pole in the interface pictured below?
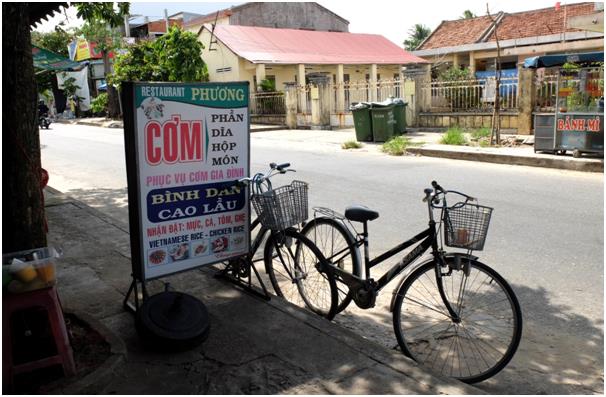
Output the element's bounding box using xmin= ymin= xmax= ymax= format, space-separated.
xmin=486 ymin=3 xmax=502 ymax=146
xmin=164 ymin=9 xmax=169 ymax=32
xmin=123 ymin=13 xmax=130 ymax=37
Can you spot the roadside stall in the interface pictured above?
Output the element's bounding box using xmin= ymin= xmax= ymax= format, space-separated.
xmin=524 ymin=52 xmax=604 ymax=157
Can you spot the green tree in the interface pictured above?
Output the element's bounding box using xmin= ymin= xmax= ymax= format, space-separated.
xmin=60 ymin=75 xmax=81 ymax=97
xmin=437 ymin=66 xmax=473 ymax=81
xmin=31 ymin=28 xmax=74 ymax=91
xmin=74 ymin=2 xmax=129 ymax=118
xmin=403 ymin=24 xmax=431 ymax=51
xmin=259 ymin=78 xmax=276 ymax=92
xmin=112 ymin=26 xmax=209 ymax=86
xmin=31 ymin=28 xmax=72 ymax=57
xmin=460 ymin=10 xmax=476 ymax=19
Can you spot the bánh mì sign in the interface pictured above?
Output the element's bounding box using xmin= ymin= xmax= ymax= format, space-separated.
xmin=556 ymin=115 xmax=602 ymax=132
xmin=122 ymin=82 xmax=250 ymax=280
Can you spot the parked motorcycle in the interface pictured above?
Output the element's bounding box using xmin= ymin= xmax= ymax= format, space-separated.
xmin=39 ymin=114 xmax=51 ymax=129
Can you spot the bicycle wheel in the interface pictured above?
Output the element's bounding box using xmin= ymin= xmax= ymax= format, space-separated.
xmin=392 ymin=259 xmax=522 ymax=383
xmin=301 ymin=217 xmax=361 ymax=314
xmin=264 ymin=228 xmax=338 ymax=319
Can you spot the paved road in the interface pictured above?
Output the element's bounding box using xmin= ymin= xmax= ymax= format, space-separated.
xmin=41 ymin=123 xmax=604 ymax=394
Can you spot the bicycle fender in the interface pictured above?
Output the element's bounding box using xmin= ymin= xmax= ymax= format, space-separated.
xmin=388 ymin=252 xmax=479 ymax=312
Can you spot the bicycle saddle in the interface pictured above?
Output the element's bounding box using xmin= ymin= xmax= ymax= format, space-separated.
xmin=345 ymin=205 xmax=379 ymax=223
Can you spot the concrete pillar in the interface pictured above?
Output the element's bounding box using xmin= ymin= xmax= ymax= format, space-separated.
xmin=404 ymin=80 xmax=416 ymax=126
xmin=255 ymin=63 xmax=266 ymax=92
xmin=517 ymin=67 xmax=535 ymax=135
xmin=308 ymin=75 xmax=331 ymax=130
xmin=415 ymin=63 xmax=432 ymax=114
xmin=283 ymin=82 xmax=298 ymax=129
xmin=336 ymin=64 xmax=345 ymax=113
xmin=469 ymin=52 xmax=476 ymax=75
xmin=297 ymin=64 xmax=307 ymax=113
xmin=369 ymin=64 xmax=378 ymax=101
xmin=399 ymin=67 xmax=405 ymax=99
xmin=453 ymin=53 xmax=460 ymax=69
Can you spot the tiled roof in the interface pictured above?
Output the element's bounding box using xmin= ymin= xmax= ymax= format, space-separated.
xmin=418 ymin=2 xmax=599 ymax=50
xmin=209 ymin=24 xmax=428 ymax=65
xmin=183 ymin=10 xmax=232 ymax=29
xmin=487 ymin=2 xmax=596 ymax=41
xmin=419 ymin=16 xmax=495 ymax=49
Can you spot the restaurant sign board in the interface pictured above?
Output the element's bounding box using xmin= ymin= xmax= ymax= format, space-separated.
xmin=122 ymin=82 xmax=250 ymax=280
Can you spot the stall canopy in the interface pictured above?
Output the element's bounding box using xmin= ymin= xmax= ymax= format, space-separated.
xmin=32 ymin=45 xmax=87 ymax=72
xmin=523 ymin=51 xmax=604 ymax=68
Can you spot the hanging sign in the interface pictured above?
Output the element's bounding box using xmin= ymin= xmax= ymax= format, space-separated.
xmin=122 ymin=82 xmax=250 ymax=280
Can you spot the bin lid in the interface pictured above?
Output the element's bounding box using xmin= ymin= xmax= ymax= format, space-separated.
xmin=350 ymin=102 xmax=371 ymax=110
xmin=370 ymin=99 xmax=394 ymax=107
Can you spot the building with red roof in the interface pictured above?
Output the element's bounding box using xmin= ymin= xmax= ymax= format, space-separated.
xmin=414 ymin=2 xmax=603 ymax=74
xmin=198 ymin=24 xmax=427 ymax=92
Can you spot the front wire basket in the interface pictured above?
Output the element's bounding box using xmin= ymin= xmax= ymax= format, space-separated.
xmin=443 ymin=203 xmax=493 ymax=251
xmin=251 ymin=180 xmax=308 ymax=231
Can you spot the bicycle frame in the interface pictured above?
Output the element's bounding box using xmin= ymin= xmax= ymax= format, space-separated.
xmin=325 ymin=203 xmax=463 ymax=320
xmin=248 ymin=216 xmax=270 ymax=261
xmin=329 ymin=223 xmax=437 ymax=292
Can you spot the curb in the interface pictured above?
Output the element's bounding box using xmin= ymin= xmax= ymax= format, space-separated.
xmin=251 ymin=125 xmax=287 ymax=132
xmin=407 ymin=147 xmax=604 ymax=173
xmin=54 ymin=119 xmax=123 ymax=129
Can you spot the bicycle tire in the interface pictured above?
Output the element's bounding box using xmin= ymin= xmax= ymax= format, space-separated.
xmin=264 ymin=228 xmax=338 ymax=319
xmin=301 ymin=217 xmax=361 ymax=314
xmin=392 ymin=259 xmax=522 ymax=383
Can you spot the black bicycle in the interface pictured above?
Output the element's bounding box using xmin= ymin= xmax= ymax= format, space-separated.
xmin=218 ymin=162 xmax=338 ymax=318
xmin=302 ymin=181 xmax=522 ymax=383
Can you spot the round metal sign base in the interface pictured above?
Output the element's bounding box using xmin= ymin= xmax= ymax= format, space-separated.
xmin=136 ymin=291 xmax=210 ymax=352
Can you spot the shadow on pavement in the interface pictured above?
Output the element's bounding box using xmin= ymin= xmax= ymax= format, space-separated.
xmin=59 ymin=187 xmax=130 ymax=227
xmin=44 ymin=195 xmax=476 ymax=395
xmin=330 ymin=281 xmax=603 ymax=395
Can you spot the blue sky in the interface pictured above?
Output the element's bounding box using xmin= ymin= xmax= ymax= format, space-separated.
xmin=36 ymin=1 xmax=590 ymax=47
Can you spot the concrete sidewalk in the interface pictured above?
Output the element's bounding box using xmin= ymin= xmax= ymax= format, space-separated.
xmin=251 ymin=128 xmax=603 ymax=173
xmin=43 ymin=188 xmax=481 ymax=394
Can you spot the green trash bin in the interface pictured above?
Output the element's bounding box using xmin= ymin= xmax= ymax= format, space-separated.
xmin=391 ymin=98 xmax=407 ymax=135
xmin=350 ymin=102 xmax=373 ymax=142
xmin=370 ymin=102 xmax=396 ymax=142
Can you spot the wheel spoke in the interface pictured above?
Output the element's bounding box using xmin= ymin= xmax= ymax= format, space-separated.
xmin=395 ymin=261 xmax=521 ymax=383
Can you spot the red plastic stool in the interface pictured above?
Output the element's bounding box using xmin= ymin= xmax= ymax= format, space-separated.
xmin=3 ymin=286 xmax=76 ymax=389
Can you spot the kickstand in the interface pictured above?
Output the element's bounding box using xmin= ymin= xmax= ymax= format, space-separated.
xmin=214 ymin=258 xmax=271 ymax=301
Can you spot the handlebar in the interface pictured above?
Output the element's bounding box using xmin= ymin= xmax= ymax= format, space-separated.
xmin=270 ymin=162 xmax=291 ymax=173
xmin=237 ymin=162 xmax=295 ymax=194
xmin=423 ymin=180 xmax=476 ymax=209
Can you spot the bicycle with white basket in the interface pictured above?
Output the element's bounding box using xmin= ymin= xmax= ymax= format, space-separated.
xmin=218 ymin=162 xmax=338 ymax=318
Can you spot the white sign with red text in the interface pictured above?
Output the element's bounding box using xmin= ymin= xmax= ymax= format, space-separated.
xmin=129 ymin=82 xmax=250 ymax=280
